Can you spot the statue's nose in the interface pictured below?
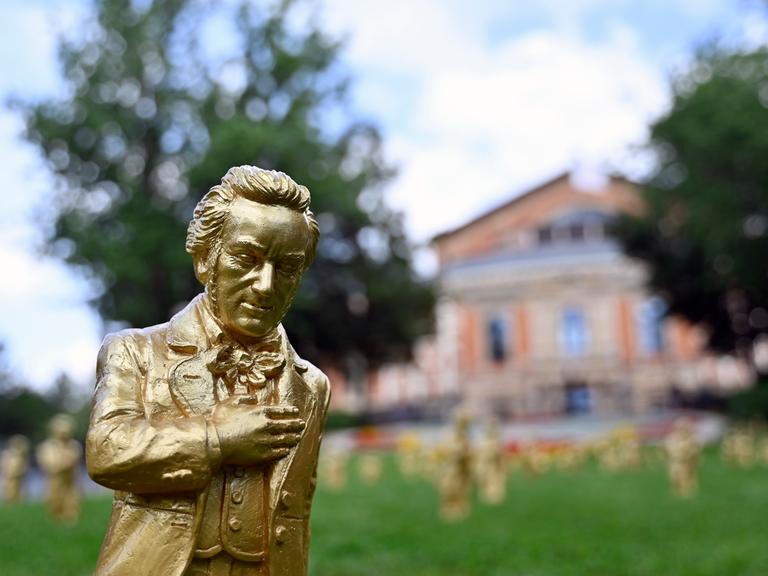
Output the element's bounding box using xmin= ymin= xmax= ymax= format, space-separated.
xmin=252 ymin=261 xmax=275 ymax=295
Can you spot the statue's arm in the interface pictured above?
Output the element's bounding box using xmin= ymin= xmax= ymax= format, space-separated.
xmin=86 ymin=333 xmax=221 ymax=494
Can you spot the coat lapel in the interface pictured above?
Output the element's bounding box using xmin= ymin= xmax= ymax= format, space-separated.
xmin=169 ymin=349 xmax=222 ymax=416
xmin=164 ymin=295 xmax=222 ymax=416
xmin=269 ymin=332 xmax=317 ymax=511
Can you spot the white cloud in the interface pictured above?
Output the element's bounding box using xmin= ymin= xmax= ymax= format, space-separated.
xmin=322 ymin=0 xmax=669 ymax=243
xmin=0 ymin=1 xmax=86 ymax=99
xmin=0 ymin=231 xmax=102 ymax=387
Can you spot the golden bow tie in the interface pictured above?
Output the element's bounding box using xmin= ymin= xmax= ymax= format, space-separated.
xmin=208 ymin=334 xmax=286 ymax=396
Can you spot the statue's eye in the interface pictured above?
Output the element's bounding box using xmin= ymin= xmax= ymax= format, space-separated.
xmin=233 ymin=252 xmax=257 ymax=266
xmin=277 ymin=260 xmax=301 ymax=276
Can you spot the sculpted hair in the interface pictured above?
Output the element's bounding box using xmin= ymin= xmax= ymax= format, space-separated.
xmin=186 ymin=166 xmax=320 ymax=276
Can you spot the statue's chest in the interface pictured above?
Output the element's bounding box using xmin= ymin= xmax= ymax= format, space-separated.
xmin=142 ymin=352 xmax=215 ymax=418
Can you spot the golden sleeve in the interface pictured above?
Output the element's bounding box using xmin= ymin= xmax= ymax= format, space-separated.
xmin=86 ymin=332 xmax=221 ymax=494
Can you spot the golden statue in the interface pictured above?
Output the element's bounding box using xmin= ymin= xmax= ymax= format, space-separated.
xmin=520 ymin=442 xmax=550 ymax=476
xmin=86 ymin=167 xmax=331 ymax=576
xmin=37 ymin=414 xmax=82 ymax=522
xmin=320 ymin=450 xmax=349 ymax=491
xmin=396 ymin=431 xmax=423 ymax=477
xmin=665 ymin=418 xmax=700 ymax=498
xmin=554 ymin=444 xmax=587 ymax=473
xmin=1 ymin=435 xmax=30 ymax=503
xmin=421 ymin=442 xmax=446 ymax=481
xmin=474 ymin=418 xmax=506 ymax=505
xmin=438 ymin=411 xmax=473 ymax=521
xmin=596 ymin=426 xmax=642 ymax=473
xmin=358 ymin=453 xmax=383 ymax=484
xmin=729 ymin=426 xmax=756 ymax=468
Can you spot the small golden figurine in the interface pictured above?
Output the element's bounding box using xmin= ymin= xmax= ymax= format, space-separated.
xmin=1 ymin=435 xmax=30 ymax=504
xmin=320 ymin=450 xmax=349 ymax=491
xmin=665 ymin=418 xmax=700 ymax=498
xmin=474 ymin=418 xmax=506 ymax=505
xmin=421 ymin=443 xmax=446 ymax=481
xmin=86 ymin=167 xmax=331 ymax=576
xmin=729 ymin=426 xmax=756 ymax=468
xmin=358 ymin=452 xmax=383 ymax=484
xmin=37 ymin=414 xmax=82 ymax=522
xmin=554 ymin=444 xmax=587 ymax=473
xmin=597 ymin=427 xmax=642 ymax=473
xmin=520 ymin=442 xmax=550 ymax=476
xmin=438 ymin=411 xmax=473 ymax=521
xmin=396 ymin=432 xmax=423 ymax=477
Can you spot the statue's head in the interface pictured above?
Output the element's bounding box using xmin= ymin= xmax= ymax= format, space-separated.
xmin=7 ymin=435 xmax=29 ymax=453
xmin=186 ymin=166 xmax=319 ymax=342
xmin=49 ymin=414 xmax=75 ymax=441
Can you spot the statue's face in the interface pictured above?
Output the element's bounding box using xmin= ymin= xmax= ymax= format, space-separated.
xmin=212 ymin=197 xmax=310 ymax=341
xmin=51 ymin=418 xmax=73 ymax=441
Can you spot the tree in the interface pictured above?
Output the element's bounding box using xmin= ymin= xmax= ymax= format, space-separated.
xmin=16 ymin=0 xmax=433 ymax=369
xmin=613 ymin=46 xmax=768 ymax=364
xmin=0 ymin=344 xmax=61 ymax=442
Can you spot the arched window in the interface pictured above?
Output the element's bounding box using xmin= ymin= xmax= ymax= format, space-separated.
xmin=560 ymin=307 xmax=590 ymax=358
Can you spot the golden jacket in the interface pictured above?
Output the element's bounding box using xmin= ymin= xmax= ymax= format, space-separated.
xmin=86 ymin=295 xmax=330 ymax=576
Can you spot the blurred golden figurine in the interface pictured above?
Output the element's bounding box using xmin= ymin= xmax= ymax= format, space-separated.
xmin=729 ymin=426 xmax=756 ymax=468
xmin=421 ymin=442 xmax=447 ymax=481
xmin=617 ymin=427 xmax=643 ymax=471
xmin=37 ymin=414 xmax=82 ymax=522
xmin=595 ymin=427 xmax=642 ymax=473
xmin=86 ymin=167 xmax=331 ymax=576
xmin=520 ymin=442 xmax=550 ymax=476
xmin=358 ymin=452 xmax=383 ymax=484
xmin=474 ymin=418 xmax=506 ymax=505
xmin=396 ymin=431 xmax=423 ymax=477
xmin=1 ymin=435 xmax=30 ymax=503
xmin=555 ymin=444 xmax=587 ymax=473
xmin=321 ymin=450 xmax=349 ymax=491
xmin=665 ymin=419 xmax=700 ymax=498
xmin=438 ymin=411 xmax=473 ymax=521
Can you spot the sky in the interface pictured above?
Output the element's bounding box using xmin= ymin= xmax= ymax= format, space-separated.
xmin=0 ymin=0 xmax=766 ymax=391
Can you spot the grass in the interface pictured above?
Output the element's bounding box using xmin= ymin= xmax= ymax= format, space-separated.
xmin=1 ymin=452 xmax=767 ymax=575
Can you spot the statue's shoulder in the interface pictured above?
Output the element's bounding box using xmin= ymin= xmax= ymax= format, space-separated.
xmin=291 ymin=350 xmax=331 ymax=404
xmin=97 ymin=322 xmax=171 ymax=370
xmin=100 ymin=322 xmax=170 ymax=350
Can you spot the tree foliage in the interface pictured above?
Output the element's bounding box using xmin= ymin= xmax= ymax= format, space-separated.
xmin=17 ymin=0 xmax=433 ymax=368
xmin=0 ymin=346 xmax=87 ymax=442
xmin=613 ymin=46 xmax=768 ymax=357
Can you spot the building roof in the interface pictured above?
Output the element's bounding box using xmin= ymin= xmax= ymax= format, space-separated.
xmin=440 ymin=239 xmax=624 ymax=278
xmin=431 ymin=171 xmax=632 ymax=243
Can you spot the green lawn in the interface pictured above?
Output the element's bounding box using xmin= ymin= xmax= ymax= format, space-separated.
xmin=1 ymin=452 xmax=766 ymax=575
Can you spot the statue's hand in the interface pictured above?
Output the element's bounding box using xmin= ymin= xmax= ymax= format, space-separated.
xmin=211 ymin=398 xmax=305 ymax=466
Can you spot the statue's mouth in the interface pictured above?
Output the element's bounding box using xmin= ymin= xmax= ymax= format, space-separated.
xmin=242 ymin=301 xmax=274 ymax=313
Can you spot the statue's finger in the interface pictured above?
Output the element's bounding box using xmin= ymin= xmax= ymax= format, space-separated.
xmin=265 ymin=405 xmax=300 ymax=417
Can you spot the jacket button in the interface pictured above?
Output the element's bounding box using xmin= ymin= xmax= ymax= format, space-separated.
xmin=229 ymin=517 xmax=242 ymax=531
xmin=231 ymin=490 xmax=243 ymax=504
xmin=275 ymin=524 xmax=287 ymax=544
xmin=280 ymin=490 xmax=292 ymax=508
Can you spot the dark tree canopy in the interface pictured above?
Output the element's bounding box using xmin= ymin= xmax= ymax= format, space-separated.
xmin=17 ymin=0 xmax=434 ymax=368
xmin=613 ymin=46 xmax=768 ymax=357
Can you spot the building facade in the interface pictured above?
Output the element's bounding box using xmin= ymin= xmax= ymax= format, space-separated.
xmin=368 ymin=173 xmax=752 ymax=416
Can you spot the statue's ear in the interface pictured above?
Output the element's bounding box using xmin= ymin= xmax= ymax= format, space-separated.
xmin=193 ymin=250 xmax=210 ymax=285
